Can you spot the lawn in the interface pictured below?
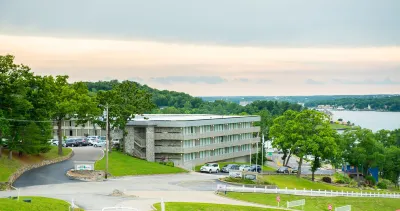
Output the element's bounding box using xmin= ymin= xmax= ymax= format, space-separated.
xmin=224 ymin=192 xmax=400 ymax=211
xmin=95 ymin=151 xmax=187 ymax=176
xmin=153 ymin=202 xmax=276 ymax=211
xmin=329 ymin=123 xmax=356 ymax=130
xmin=259 ymin=175 xmax=391 ymax=193
xmin=0 ymin=146 xmax=72 ymax=183
xmin=0 ymin=196 xmax=84 ymax=211
xmin=195 ymin=162 xmax=276 ymax=172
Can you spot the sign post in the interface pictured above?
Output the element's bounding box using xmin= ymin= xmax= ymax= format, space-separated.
xmin=276 ymin=195 xmax=280 ymax=207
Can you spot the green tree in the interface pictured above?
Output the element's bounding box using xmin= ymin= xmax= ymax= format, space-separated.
xmin=0 ymin=55 xmax=34 ymax=159
xmin=50 ymin=76 xmax=98 ymax=155
xmin=292 ymin=110 xmax=337 ymax=178
xmin=96 ymin=81 xmax=155 ymax=150
xmin=270 ymin=110 xmax=299 ymax=166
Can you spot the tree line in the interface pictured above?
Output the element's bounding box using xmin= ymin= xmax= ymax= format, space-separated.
xmin=268 ymin=109 xmax=400 ymax=187
xmin=304 ymin=96 xmax=400 ymax=111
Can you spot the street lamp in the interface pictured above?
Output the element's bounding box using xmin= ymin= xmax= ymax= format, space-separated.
xmin=105 ymin=104 xmax=109 ymax=179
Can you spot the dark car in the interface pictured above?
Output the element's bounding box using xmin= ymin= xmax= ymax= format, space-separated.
xmin=75 ymin=138 xmax=89 ymax=146
xmin=221 ymin=164 xmax=240 ymax=173
xmin=277 ymin=166 xmax=290 ymax=174
xmin=249 ymin=165 xmax=262 ymax=173
xmin=65 ymin=139 xmax=79 ymax=147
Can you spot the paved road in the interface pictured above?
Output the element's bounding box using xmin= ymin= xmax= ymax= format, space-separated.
xmin=13 ymin=147 xmax=103 ymax=188
xmin=1 ymin=173 xmax=234 ymax=211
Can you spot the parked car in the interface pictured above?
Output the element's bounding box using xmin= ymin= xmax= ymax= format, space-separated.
xmin=200 ymin=163 xmax=220 ymax=173
xmin=51 ymin=139 xmax=66 ymax=147
xmin=249 ymin=165 xmax=262 ymax=173
xmin=75 ymin=138 xmax=89 ymax=146
xmin=65 ymin=139 xmax=79 ymax=147
xmin=221 ymin=164 xmax=239 ymax=173
xmin=93 ymin=140 xmax=106 ymax=148
xmin=87 ymin=138 xmax=95 ymax=146
xmin=289 ymin=166 xmax=299 ymax=174
xmin=277 ymin=166 xmax=290 ymax=174
xmin=239 ymin=165 xmax=251 ymax=171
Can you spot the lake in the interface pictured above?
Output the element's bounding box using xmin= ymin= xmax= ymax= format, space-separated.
xmin=330 ymin=110 xmax=400 ymax=132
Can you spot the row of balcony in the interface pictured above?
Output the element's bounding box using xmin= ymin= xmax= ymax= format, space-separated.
xmin=154 ymin=126 xmax=260 ymax=140
xmin=154 ymin=137 xmax=259 ymax=154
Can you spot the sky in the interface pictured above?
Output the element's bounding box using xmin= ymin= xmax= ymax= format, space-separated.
xmin=0 ymin=0 xmax=399 ymax=96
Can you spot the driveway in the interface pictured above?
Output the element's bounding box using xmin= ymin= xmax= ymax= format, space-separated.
xmin=13 ymin=147 xmax=103 ymax=188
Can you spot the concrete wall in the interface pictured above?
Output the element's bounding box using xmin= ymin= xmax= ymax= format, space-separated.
xmin=145 ymin=126 xmax=155 ymax=162
xmin=124 ymin=126 xmax=135 ymax=156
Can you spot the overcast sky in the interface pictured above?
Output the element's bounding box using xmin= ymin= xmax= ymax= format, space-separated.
xmin=0 ymin=0 xmax=399 ymax=96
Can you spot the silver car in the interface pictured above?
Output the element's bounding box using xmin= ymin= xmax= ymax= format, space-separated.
xmin=93 ymin=140 xmax=106 ymax=148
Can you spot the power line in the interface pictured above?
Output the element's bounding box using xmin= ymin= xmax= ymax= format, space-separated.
xmin=0 ymin=117 xmax=54 ymax=123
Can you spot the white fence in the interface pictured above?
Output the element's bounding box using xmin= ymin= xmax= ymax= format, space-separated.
xmin=217 ymin=185 xmax=400 ymax=199
xmin=335 ymin=205 xmax=351 ymax=211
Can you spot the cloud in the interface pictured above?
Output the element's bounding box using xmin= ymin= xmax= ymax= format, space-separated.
xmin=128 ymin=77 xmax=143 ymax=83
xmin=256 ymin=79 xmax=274 ymax=84
xmin=149 ymin=76 xmax=227 ymax=85
xmin=0 ymin=0 xmax=399 ymax=47
xmin=233 ymin=78 xmax=250 ymax=83
xmin=332 ymin=77 xmax=400 ymax=85
xmin=305 ymin=79 xmax=325 ymax=85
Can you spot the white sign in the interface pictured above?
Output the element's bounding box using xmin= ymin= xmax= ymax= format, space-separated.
xmin=287 ymin=199 xmax=305 ymax=209
xmin=76 ymin=164 xmax=92 ymax=170
xmin=335 ymin=205 xmax=351 ymax=211
xmin=229 ymin=170 xmax=242 ymax=178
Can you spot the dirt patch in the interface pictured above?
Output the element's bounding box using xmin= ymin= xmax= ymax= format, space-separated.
xmin=66 ymin=169 xmax=106 ymax=182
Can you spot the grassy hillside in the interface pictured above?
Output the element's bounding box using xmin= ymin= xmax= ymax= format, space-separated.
xmin=95 ymin=151 xmax=187 ymax=176
xmin=224 ymin=192 xmax=400 ymax=211
xmin=0 ymin=196 xmax=84 ymax=211
xmin=153 ymin=202 xmax=275 ymax=211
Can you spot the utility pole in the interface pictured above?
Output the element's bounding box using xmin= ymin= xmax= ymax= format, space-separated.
xmin=261 ymin=134 xmax=264 ymax=171
xmin=105 ymin=105 xmax=109 ymax=179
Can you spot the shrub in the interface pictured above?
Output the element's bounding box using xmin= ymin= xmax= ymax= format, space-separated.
xmin=322 ymin=177 xmax=332 ymax=183
xmin=377 ymin=182 xmax=387 ymax=189
xmin=348 ymin=180 xmax=358 ymax=188
xmin=365 ymin=176 xmax=376 ymax=187
xmin=334 ymin=172 xmax=351 ymax=184
xmin=377 ymin=179 xmax=394 ymax=189
xmin=166 ymin=161 xmax=174 ymax=167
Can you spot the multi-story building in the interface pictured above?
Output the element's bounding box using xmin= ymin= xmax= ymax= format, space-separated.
xmin=123 ymin=114 xmax=260 ymax=169
xmin=53 ymin=114 xmax=261 ymax=169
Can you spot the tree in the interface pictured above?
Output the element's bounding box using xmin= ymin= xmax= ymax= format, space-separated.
xmin=382 ymin=146 xmax=400 ymax=188
xmin=95 ymin=81 xmax=155 ymax=150
xmin=292 ymin=110 xmax=337 ymax=179
xmin=50 ymin=76 xmax=98 ymax=155
xmin=0 ymin=55 xmax=34 ymax=159
xmin=270 ymin=110 xmax=299 ymax=166
xmin=342 ymin=128 xmax=383 ymax=186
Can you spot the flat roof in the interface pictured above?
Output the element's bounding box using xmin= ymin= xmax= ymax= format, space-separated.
xmin=128 ymin=114 xmax=261 ymax=127
xmin=132 ymin=114 xmax=252 ymax=121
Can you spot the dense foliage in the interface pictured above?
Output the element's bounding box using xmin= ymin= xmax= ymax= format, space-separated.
xmin=86 ymin=80 xmax=303 ymax=115
xmin=305 ymin=96 xmax=400 ymax=111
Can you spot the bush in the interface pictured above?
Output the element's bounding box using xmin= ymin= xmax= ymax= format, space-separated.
xmin=334 ymin=172 xmax=351 ymax=184
xmin=377 ymin=179 xmax=394 ymax=189
xmin=322 ymin=177 xmax=332 ymax=183
xmin=348 ymin=180 xmax=358 ymax=188
xmin=335 ymin=179 xmax=345 ymax=184
xmin=158 ymin=161 xmax=174 ymax=167
xmin=365 ymin=176 xmax=376 ymax=187
xmin=377 ymin=182 xmax=387 ymax=189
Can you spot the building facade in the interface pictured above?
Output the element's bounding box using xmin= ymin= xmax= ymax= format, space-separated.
xmin=123 ymin=114 xmax=261 ymax=169
xmin=52 ymin=120 xmax=122 ymax=140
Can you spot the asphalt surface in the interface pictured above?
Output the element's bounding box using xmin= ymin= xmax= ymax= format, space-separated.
xmin=13 ymin=147 xmax=104 ymax=188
